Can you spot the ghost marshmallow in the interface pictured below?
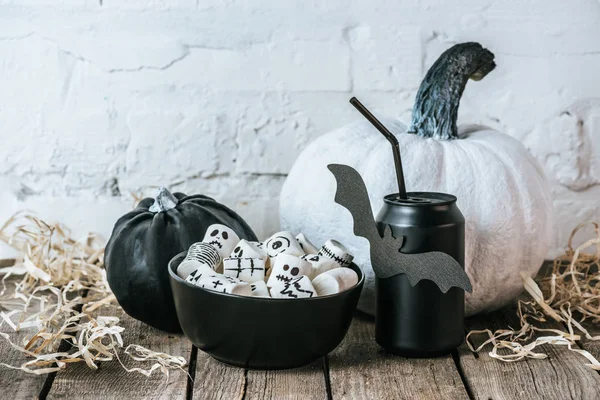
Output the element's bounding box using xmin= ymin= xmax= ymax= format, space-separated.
xmin=270 ymin=276 xmax=317 ymax=299
xmin=177 ymin=242 xmax=222 ymax=278
xmin=249 ymin=280 xmax=271 ymax=298
xmin=301 ymin=254 xmax=339 ymax=279
xmin=264 ymin=231 xmax=304 ymax=259
xmin=266 ymin=253 xmax=312 ymax=288
xmin=296 ymin=233 xmax=319 ymax=254
xmin=318 ymin=239 xmax=354 ymax=267
xmin=195 ymin=274 xmax=252 ymax=296
xmin=223 ymin=257 xmax=266 ymax=283
xmin=202 ymin=224 xmax=240 ymax=260
xmin=312 ymin=268 xmax=359 ymax=296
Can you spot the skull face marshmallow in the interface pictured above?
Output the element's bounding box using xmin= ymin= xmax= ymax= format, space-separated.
xmin=264 ymin=231 xmax=304 ymax=259
xmin=202 ymin=224 xmax=240 ymax=260
xmin=266 ymin=253 xmax=311 ymax=288
xmin=318 ymin=239 xmax=354 ymax=268
xmin=270 ymin=276 xmax=316 ymax=299
xmin=177 ymin=242 xmax=221 ymax=278
xmin=184 ymin=263 xmax=218 ymax=284
xmin=223 ymin=257 xmax=266 ymax=283
xmin=230 ymin=239 xmax=268 ymax=260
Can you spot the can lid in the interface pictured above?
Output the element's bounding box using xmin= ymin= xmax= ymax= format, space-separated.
xmin=383 ymin=192 xmax=457 ymax=206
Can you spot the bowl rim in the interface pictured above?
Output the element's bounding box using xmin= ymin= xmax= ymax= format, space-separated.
xmin=168 ymin=251 xmax=364 ymax=302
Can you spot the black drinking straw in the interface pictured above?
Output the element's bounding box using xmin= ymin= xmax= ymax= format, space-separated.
xmin=349 ymin=97 xmax=408 ymax=200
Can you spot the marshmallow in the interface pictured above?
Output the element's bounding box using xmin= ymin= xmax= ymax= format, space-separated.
xmin=195 ymin=274 xmax=252 ymax=296
xmin=301 ymin=254 xmax=338 ymax=279
xmin=177 ymin=242 xmax=221 ymax=279
xmin=318 ymin=239 xmax=354 ymax=268
xmin=296 ymin=233 xmax=319 ymax=254
xmin=266 ymin=254 xmax=312 ymax=289
xmin=270 ymin=276 xmax=317 ymax=299
xmin=230 ymin=239 xmax=267 ymax=259
xmin=264 ymin=231 xmax=305 ymax=259
xmin=202 ymin=224 xmax=240 ymax=261
xmin=312 ymin=267 xmax=359 ymax=296
xmin=249 ymin=280 xmax=271 ymax=298
xmin=185 ymin=263 xmax=218 ymax=284
xmin=223 ymin=257 xmax=266 ymax=283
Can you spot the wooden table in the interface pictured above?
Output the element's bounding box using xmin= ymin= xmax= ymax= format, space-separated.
xmin=3 ymin=301 xmax=600 ymax=400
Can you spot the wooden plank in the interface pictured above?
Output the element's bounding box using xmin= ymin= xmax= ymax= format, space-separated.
xmin=244 ymin=359 xmax=327 ymax=400
xmin=192 ymin=348 xmax=246 ymax=400
xmin=328 ymin=314 xmax=468 ymax=400
xmin=578 ymin=321 xmax=600 ymax=364
xmin=459 ymin=307 xmax=600 ymax=400
xmin=0 ymin=322 xmax=49 ymax=399
xmin=47 ymin=305 xmax=192 ymax=400
xmin=0 ymin=277 xmax=50 ymax=399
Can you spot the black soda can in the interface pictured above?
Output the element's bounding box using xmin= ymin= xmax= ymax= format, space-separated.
xmin=374 ymin=192 xmax=465 ymax=357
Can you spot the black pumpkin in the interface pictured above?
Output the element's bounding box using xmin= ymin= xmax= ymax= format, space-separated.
xmin=105 ymin=187 xmax=258 ymax=332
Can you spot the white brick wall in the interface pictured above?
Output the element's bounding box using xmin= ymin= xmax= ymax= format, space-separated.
xmin=1 ymin=0 xmax=599 ymax=257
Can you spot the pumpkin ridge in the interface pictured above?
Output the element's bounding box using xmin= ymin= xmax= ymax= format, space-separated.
xmin=457 ymin=136 xmax=531 ymax=312
xmin=472 ymin=134 xmax=546 ymax=246
xmin=105 ymin=210 xmax=152 ymax=255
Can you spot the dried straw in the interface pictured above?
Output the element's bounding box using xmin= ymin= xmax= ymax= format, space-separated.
xmin=467 ymin=221 xmax=600 ymax=370
xmin=0 ymin=211 xmax=187 ymax=378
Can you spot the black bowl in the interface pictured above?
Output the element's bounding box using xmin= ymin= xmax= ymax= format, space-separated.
xmin=168 ymin=252 xmax=364 ymax=370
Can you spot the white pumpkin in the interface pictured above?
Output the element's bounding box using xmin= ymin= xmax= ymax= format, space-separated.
xmin=279 ymin=43 xmax=553 ymax=316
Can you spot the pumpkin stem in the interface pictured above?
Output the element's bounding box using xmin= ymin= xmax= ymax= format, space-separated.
xmin=149 ymin=187 xmax=178 ymax=213
xmin=409 ymin=42 xmax=495 ymax=140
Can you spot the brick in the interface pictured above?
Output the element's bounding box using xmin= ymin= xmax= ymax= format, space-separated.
xmin=100 ymin=0 xmax=196 ymax=10
xmin=154 ymin=40 xmax=350 ymax=91
xmin=525 ymin=99 xmax=600 ymax=191
xmin=0 ymin=1 xmax=599 ymax=260
xmin=348 ymin=24 xmax=423 ymax=91
xmin=550 ymin=200 xmax=600 ymax=258
xmin=122 ymin=108 xmax=221 ymax=189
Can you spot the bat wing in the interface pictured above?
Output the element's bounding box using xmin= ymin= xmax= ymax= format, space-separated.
xmin=374 ymin=226 xmax=471 ymax=292
xmin=327 ymin=164 xmax=379 ymax=241
xmin=400 ymin=251 xmax=472 ymax=293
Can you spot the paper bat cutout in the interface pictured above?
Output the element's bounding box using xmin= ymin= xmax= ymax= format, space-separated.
xmin=327 ymin=164 xmax=472 ymax=293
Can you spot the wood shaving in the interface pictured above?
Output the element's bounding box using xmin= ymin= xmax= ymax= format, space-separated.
xmin=0 ymin=212 xmax=187 ymax=378
xmin=467 ymin=221 xmax=600 ymax=370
